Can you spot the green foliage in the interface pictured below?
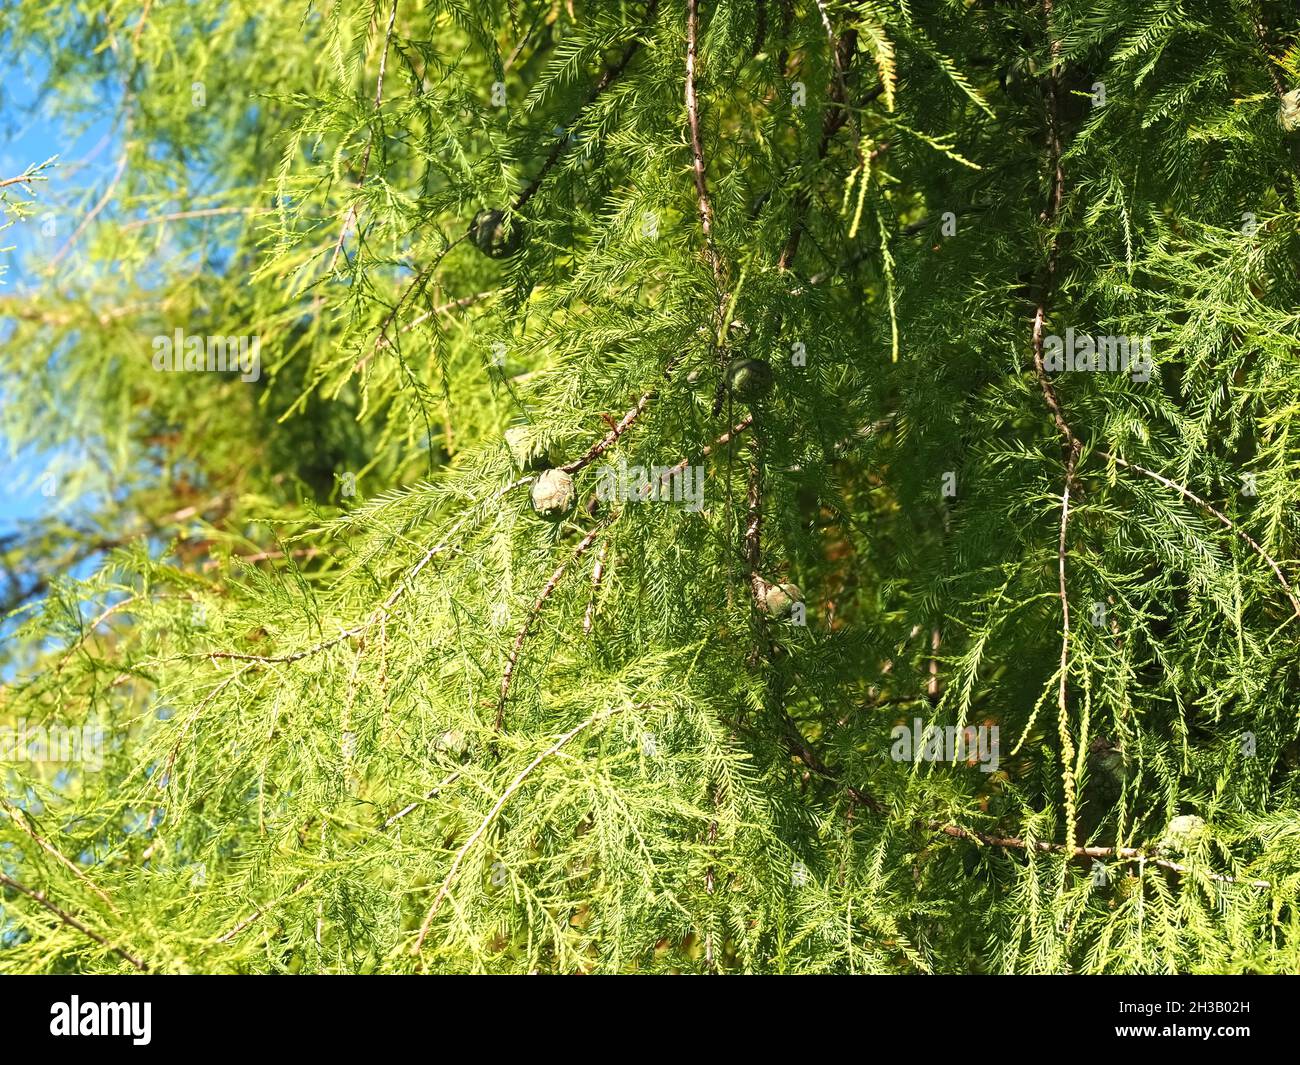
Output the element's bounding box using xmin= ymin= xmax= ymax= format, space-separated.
xmin=3 ymin=0 xmax=1300 ymax=974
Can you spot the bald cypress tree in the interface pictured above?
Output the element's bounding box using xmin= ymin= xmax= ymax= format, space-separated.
xmin=3 ymin=0 xmax=1300 ymax=974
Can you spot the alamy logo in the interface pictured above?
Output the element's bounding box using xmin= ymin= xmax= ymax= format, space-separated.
xmin=1043 ymin=328 xmax=1151 ymax=382
xmin=890 ymin=718 xmax=1000 ymax=773
xmin=152 ymin=328 xmax=261 ymax=381
xmin=50 ymin=997 xmax=151 ymax=1045
xmin=594 ymin=456 xmax=704 ymax=512
xmin=0 ymin=719 xmax=105 ymax=771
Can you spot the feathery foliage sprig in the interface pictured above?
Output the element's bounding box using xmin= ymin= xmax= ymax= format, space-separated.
xmin=3 ymin=0 xmax=1300 ymax=974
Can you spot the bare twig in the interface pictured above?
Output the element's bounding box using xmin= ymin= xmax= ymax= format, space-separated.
xmin=932 ymin=824 xmax=1270 ymax=888
xmin=216 ymin=767 xmax=465 ymax=946
xmin=120 ymin=206 xmax=257 ymax=232
xmin=562 ymin=391 xmax=656 ymax=474
xmin=202 ymin=479 xmax=529 ymax=666
xmin=773 ymin=726 xmax=1272 ymax=890
xmin=381 ymin=769 xmax=464 ymax=831
xmin=1032 ymin=0 xmax=1080 ymax=852
xmin=215 ymin=878 xmax=312 ymax=944
xmin=48 ymin=149 xmax=129 ymax=270
xmin=1055 ymin=462 xmax=1079 ymax=851
xmin=653 ymin=415 xmax=753 ymax=485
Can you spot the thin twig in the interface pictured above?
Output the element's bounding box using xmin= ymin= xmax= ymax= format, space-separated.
xmin=48 ymin=149 xmax=129 ymax=269
xmin=203 ymin=479 xmax=529 ymax=665
xmin=215 ymin=767 xmax=465 ymax=945
xmin=381 ymin=769 xmax=464 ymax=831
xmin=413 ymin=705 xmax=626 ymax=951
xmin=1 ymin=800 xmax=119 ymax=910
xmin=1055 ymin=464 xmax=1079 ymax=851
xmin=215 ymin=878 xmax=312 ymax=944
xmin=1032 ymin=0 xmax=1080 ymax=853
xmin=328 ymin=0 xmax=400 ymax=272
xmin=932 ymin=824 xmax=1270 ymax=888
xmin=120 ymin=205 xmax=257 ymax=232
xmin=1102 ymin=452 xmax=1300 ymax=621
xmin=686 ymin=0 xmax=722 ymax=285
xmin=582 ymin=541 xmax=608 ymax=635
xmin=773 ymin=726 xmax=1273 ymax=890
xmin=0 ymin=872 xmax=147 ymax=970
xmin=514 ymin=0 xmax=658 ymax=214
xmin=561 ymin=391 xmax=656 ymax=474
xmin=496 ymin=522 xmax=610 ymax=729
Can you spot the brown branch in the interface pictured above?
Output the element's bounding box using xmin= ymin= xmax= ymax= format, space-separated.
xmin=1 ymin=800 xmax=118 ymax=910
xmin=162 ymin=662 xmax=257 ymax=787
xmin=777 ymin=27 xmax=870 ymax=272
xmin=381 ymin=769 xmax=464 ymax=832
xmin=1031 ymin=0 xmax=1080 ymax=852
xmin=51 ymin=594 xmax=140 ymax=677
xmin=1055 ymin=463 xmax=1079 ymax=851
xmin=814 ymin=0 xmax=860 ymax=156
xmin=353 ymin=3 xmax=652 ymax=377
xmin=351 ymin=238 xmax=468 ymax=375
xmin=0 ymin=872 xmax=147 ymax=970
xmin=769 ymin=725 xmax=1271 ymax=890
xmin=654 ymin=415 xmax=753 ymax=485
xmin=686 ymin=0 xmax=722 ymax=285
xmin=1252 ymin=7 xmax=1287 ymax=99
xmin=215 ymin=877 xmax=312 ymax=944
xmin=496 ymin=522 xmax=610 ymax=730
xmin=562 ymin=391 xmax=656 ymax=474
xmin=395 ymin=289 xmax=500 ymax=336
xmin=931 ymin=825 xmax=1269 ymax=887
xmin=120 ymin=205 xmax=257 ymax=232
xmin=201 ymin=399 xmax=737 ymax=672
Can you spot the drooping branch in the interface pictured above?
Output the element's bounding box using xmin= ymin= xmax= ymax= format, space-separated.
xmin=498 ymin=418 xmax=757 ymax=728
xmin=327 ymin=0 xmax=401 ymax=272
xmin=686 ymin=0 xmax=722 ymax=286
xmin=516 ymin=0 xmax=660 ymax=214
xmin=1 ymin=800 xmax=119 ymax=911
xmin=413 ymin=704 xmax=630 ymax=952
xmin=495 ymin=521 xmax=610 ymax=730
xmin=0 ymin=872 xmax=147 ymax=971
xmin=1031 ymin=0 xmax=1080 ymax=854
xmin=1102 ymin=452 xmax=1300 ymax=621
